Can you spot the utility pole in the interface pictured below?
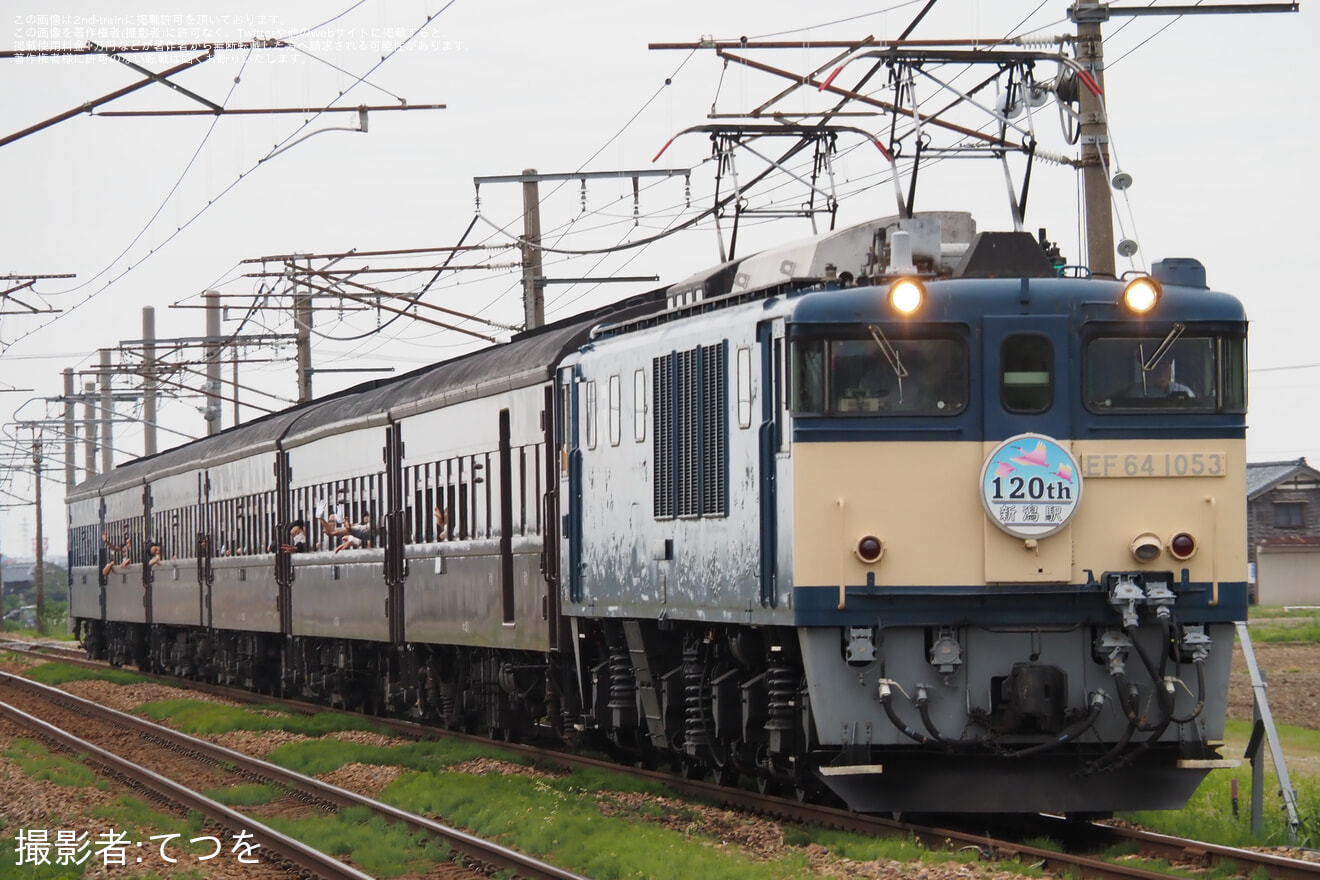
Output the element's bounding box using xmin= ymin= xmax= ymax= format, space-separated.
xmin=142 ymin=306 xmax=158 ymax=456
xmin=82 ymin=380 xmax=97 ymax=480
xmin=1071 ymin=2 xmax=1115 ymax=278
xmin=294 ymin=267 xmax=313 ymax=403
xmin=31 ymin=435 xmax=44 ymax=635
xmin=62 ymin=368 xmax=76 ymax=488
xmin=99 ymin=349 xmax=113 ymax=473
xmin=205 ymin=291 xmax=222 ymax=434
xmin=521 ymin=169 xmax=545 ymax=330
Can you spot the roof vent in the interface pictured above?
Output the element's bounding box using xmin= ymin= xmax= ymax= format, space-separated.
xmin=1150 ymin=258 xmax=1207 ymax=289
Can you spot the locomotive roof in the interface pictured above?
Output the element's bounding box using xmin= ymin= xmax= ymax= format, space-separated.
xmin=786 ymin=274 xmax=1249 ymax=326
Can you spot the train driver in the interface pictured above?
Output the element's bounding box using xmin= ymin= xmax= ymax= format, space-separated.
xmin=1144 ymin=359 xmax=1195 ymax=398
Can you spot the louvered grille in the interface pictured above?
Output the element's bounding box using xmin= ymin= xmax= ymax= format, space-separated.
xmin=653 ymin=355 xmax=674 ymax=518
xmin=701 ymin=344 xmax=727 ymax=516
xmin=677 ymin=348 xmax=699 ymax=516
xmin=652 ymin=345 xmax=727 ymax=519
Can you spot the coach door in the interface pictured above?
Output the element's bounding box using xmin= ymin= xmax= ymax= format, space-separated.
xmin=981 ymin=315 xmax=1075 ymax=582
xmin=757 ymin=320 xmax=783 ymax=608
xmin=557 ymin=365 xmax=584 ymax=605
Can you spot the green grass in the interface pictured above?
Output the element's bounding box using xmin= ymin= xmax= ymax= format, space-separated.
xmin=206 ymin=781 xmax=285 ymax=807
xmin=266 ymin=735 xmax=523 ymax=777
xmin=2 ymin=739 xmax=103 ymax=788
xmin=1249 ymin=617 xmax=1320 ymax=644
xmin=258 ymin=806 xmax=452 ymax=877
xmin=383 ymin=769 xmax=813 ymax=880
xmin=1124 ymin=765 xmax=1320 ymax=848
xmin=133 ymin=698 xmax=390 ymax=737
xmin=22 ymin=662 xmax=151 ymax=687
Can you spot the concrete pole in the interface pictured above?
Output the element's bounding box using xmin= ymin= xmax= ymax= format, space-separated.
xmin=521 ymin=169 xmax=545 ymax=330
xmin=32 ymin=437 xmax=44 ymax=635
xmin=82 ymin=380 xmax=97 ymax=479
xmin=142 ymin=306 xmax=158 ymax=456
xmin=295 ymin=262 xmax=313 ymax=403
xmin=1075 ymin=4 xmax=1116 ymax=278
xmin=62 ymin=368 xmax=76 ymax=489
xmin=99 ymin=349 xmax=113 ymax=473
xmin=232 ymin=350 xmax=240 ymax=426
xmin=205 ymin=291 xmax=222 ymax=435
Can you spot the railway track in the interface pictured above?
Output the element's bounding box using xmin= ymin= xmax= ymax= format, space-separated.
xmin=0 ymin=669 xmax=585 ymax=880
xmin=4 ymin=639 xmax=1318 ymax=880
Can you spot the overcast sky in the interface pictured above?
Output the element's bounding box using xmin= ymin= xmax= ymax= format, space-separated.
xmin=1 ymin=1 xmax=1315 ymax=560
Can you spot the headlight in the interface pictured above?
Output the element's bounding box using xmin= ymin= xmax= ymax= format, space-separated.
xmin=888 ymin=278 xmax=925 ymax=314
xmin=1121 ymin=276 xmax=1161 ymax=314
xmin=1130 ymin=532 xmax=1163 ymax=563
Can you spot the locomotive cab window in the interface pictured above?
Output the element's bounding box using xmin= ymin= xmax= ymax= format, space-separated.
xmin=789 ymin=333 xmax=966 ymax=416
xmin=1000 ymin=334 xmax=1054 ymax=413
xmin=1084 ymin=329 xmax=1245 ymax=413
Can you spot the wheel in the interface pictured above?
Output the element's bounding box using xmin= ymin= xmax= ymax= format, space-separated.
xmin=712 ymin=763 xmax=740 ymax=787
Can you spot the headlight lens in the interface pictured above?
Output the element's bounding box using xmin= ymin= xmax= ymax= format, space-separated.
xmin=888 ymin=278 xmax=925 ymax=314
xmin=1122 ymin=276 xmax=1161 ymax=314
xmin=1130 ymin=532 xmax=1163 ymax=563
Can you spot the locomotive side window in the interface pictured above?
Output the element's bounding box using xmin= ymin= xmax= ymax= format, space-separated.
xmin=633 ymin=369 xmax=647 ymax=443
xmin=736 ymin=346 xmax=753 ymax=429
xmin=1084 ymin=331 xmax=1244 ymax=412
xmin=585 ymin=380 xmax=598 ymax=450
xmin=790 ymin=338 xmax=826 ymax=413
xmin=1001 ymin=334 xmax=1054 ymax=414
xmin=608 ymin=374 xmax=621 ymax=447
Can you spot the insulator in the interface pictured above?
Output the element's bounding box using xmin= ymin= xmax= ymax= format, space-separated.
xmin=1013 ymin=34 xmax=1067 ymax=49
xmin=1033 ymin=150 xmax=1075 ymax=167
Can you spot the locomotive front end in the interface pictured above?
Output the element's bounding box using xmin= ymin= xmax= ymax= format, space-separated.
xmin=783 ymin=256 xmax=1249 ymax=814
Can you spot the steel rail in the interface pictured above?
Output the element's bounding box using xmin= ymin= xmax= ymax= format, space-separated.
xmin=0 ymin=699 xmax=374 ymax=880
xmin=0 ymin=670 xmax=587 ymax=880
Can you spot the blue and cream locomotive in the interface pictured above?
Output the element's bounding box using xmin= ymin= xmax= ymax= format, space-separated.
xmin=68 ymin=210 xmax=1248 ymax=814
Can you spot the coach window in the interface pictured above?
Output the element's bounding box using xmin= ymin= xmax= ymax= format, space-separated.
xmin=1001 ymin=334 xmax=1053 ymax=413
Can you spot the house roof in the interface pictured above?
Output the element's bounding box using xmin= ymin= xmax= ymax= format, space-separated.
xmin=1247 ymin=457 xmax=1320 ymax=500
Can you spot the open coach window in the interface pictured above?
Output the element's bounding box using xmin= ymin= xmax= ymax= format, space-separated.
xmin=1084 ymin=329 xmax=1246 ymax=412
xmin=789 ymin=333 xmax=967 ymax=416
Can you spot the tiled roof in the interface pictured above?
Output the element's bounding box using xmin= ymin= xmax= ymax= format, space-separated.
xmin=1246 ymin=457 xmax=1316 ymax=499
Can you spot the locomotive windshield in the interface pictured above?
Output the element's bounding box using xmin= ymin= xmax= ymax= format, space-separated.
xmin=790 ymin=335 xmax=967 ymax=416
xmin=1084 ymin=330 xmax=1246 ymax=412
